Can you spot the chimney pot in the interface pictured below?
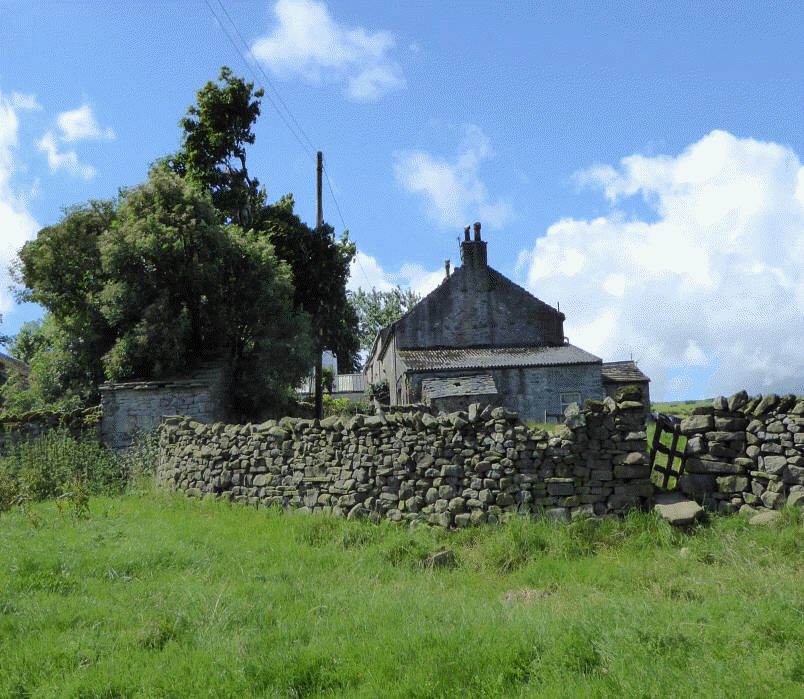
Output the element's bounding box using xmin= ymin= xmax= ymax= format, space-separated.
xmin=463 ymin=225 xmax=471 ymax=242
xmin=445 ymin=259 xmax=451 ymax=278
xmin=473 ymin=221 xmax=481 ymax=241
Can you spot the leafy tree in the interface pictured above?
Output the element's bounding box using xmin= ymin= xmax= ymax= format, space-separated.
xmin=11 ymin=168 xmax=313 ymax=418
xmin=98 ymin=167 xmax=231 ymax=379
xmin=167 ymin=66 xmax=264 ymax=226
xmin=0 ymin=316 xmax=88 ymax=413
xmin=258 ymin=196 xmax=360 ymax=373
xmin=12 ymin=198 xmax=117 ymax=405
xmin=167 ymin=67 xmax=360 ymax=375
xmin=349 ymin=286 xmax=422 ymax=355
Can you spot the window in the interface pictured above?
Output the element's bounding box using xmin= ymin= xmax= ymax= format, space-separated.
xmin=560 ymin=391 xmax=581 ymax=414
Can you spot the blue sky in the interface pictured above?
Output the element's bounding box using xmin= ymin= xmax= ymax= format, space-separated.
xmin=2 ymin=0 xmax=803 ymax=401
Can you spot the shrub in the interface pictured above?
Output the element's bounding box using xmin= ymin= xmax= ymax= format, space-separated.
xmin=0 ymin=429 xmax=127 ymax=506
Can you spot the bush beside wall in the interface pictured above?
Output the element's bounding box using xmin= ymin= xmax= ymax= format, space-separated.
xmin=0 ymin=408 xmax=101 ymax=457
xmin=157 ymin=389 xmax=652 ymax=527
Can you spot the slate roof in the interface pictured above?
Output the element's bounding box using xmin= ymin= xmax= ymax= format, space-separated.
xmin=421 ymin=374 xmax=498 ymax=399
xmin=399 ymin=344 xmax=602 ymax=372
xmin=601 ymin=360 xmax=650 ymax=384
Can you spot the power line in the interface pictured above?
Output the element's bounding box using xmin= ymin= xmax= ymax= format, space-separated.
xmin=321 ymin=154 xmax=372 ymax=288
xmin=211 ymin=0 xmax=318 ymax=158
xmin=202 ymin=0 xmax=315 ymax=163
xmin=202 ymin=0 xmax=372 ymax=289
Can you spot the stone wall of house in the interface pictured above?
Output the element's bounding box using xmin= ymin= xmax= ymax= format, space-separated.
xmin=394 ymin=253 xmax=565 ymax=350
xmin=157 ymin=387 xmax=652 ymax=527
xmin=407 ymin=363 xmax=603 ymax=426
xmin=100 ymin=363 xmax=230 ymax=450
xmin=679 ymin=391 xmax=804 ymax=513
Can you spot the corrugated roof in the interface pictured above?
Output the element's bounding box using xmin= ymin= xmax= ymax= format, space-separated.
xmin=601 ymin=361 xmax=650 ymax=384
xmin=422 ymin=374 xmax=498 ymax=399
xmin=400 ymin=344 xmax=601 ymax=371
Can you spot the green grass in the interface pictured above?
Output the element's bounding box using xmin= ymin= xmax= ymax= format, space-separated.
xmin=2 ymin=493 xmax=804 ymax=697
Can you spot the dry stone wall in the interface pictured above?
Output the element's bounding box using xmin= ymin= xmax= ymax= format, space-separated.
xmin=157 ymin=387 xmax=652 ymax=526
xmin=680 ymin=391 xmax=804 ymax=513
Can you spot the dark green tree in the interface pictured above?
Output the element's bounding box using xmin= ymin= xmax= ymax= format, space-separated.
xmin=167 ymin=68 xmax=360 ymax=378
xmin=12 ymin=168 xmax=313 ymax=418
xmin=258 ymin=196 xmax=360 ymax=373
xmin=167 ymin=66 xmax=264 ymax=226
xmin=0 ymin=315 xmax=88 ymax=413
xmin=13 ymin=198 xmax=117 ymax=404
xmin=349 ymin=286 xmax=422 ymax=355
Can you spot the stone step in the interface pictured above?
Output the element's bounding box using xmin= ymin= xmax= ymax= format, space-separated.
xmin=653 ymin=491 xmax=704 ymax=526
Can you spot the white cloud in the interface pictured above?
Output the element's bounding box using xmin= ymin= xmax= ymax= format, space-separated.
xmin=348 ymin=250 xmax=444 ymax=298
xmin=517 ymin=130 xmax=804 ymax=401
xmin=10 ymin=92 xmax=41 ymax=112
xmin=252 ymin=0 xmax=405 ymax=101
xmin=36 ymin=131 xmax=96 ymax=180
xmin=57 ymin=104 xmax=115 ymax=142
xmin=0 ymin=91 xmax=40 ymax=317
xmin=35 ymin=104 xmax=113 ymax=179
xmin=394 ymin=124 xmax=515 ymax=229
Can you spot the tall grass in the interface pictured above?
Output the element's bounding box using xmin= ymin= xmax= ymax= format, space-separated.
xmin=2 ymin=492 xmax=804 ymax=697
xmin=0 ymin=429 xmax=128 ymax=517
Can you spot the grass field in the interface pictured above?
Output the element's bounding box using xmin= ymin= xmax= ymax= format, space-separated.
xmin=3 ymin=491 xmax=804 ymax=698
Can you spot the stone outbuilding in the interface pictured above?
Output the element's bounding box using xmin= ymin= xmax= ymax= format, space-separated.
xmin=602 ymin=360 xmax=651 ymax=418
xmin=364 ymin=223 xmax=605 ymax=423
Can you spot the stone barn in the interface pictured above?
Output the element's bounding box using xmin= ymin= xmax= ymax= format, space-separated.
xmin=364 ymin=223 xmax=605 ymax=423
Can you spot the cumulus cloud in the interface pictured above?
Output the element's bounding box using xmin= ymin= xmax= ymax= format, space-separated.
xmin=516 ymin=130 xmax=804 ymax=400
xmin=36 ymin=104 xmax=113 ymax=179
xmin=57 ymin=104 xmax=115 ymax=142
xmin=252 ymin=0 xmax=405 ymax=101
xmin=394 ymin=124 xmax=515 ymax=229
xmin=36 ymin=131 xmax=96 ymax=180
xmin=0 ymin=91 xmax=40 ymax=316
xmin=348 ymin=250 xmax=443 ymax=297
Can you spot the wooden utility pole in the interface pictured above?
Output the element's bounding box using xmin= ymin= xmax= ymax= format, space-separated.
xmin=314 ymin=151 xmax=324 ymax=420
xmin=316 ymin=151 xmax=323 ymax=229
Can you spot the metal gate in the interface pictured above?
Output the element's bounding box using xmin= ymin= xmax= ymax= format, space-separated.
xmin=649 ymin=414 xmax=687 ymax=489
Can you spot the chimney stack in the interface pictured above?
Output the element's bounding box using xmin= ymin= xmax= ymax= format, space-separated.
xmin=460 ymin=221 xmax=488 ymax=270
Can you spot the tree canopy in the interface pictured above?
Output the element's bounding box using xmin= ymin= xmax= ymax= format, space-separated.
xmin=12 ymin=168 xmax=313 ymax=418
xmin=167 ymin=67 xmax=359 ymax=374
xmin=8 ymin=66 xmax=359 ymax=418
xmin=349 ymin=286 xmax=422 ymax=356
xmin=167 ymin=66 xmax=264 ymax=227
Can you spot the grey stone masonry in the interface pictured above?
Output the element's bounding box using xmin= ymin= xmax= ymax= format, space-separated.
xmin=100 ymin=363 xmax=230 ymax=450
xmin=679 ymin=391 xmax=804 ymax=514
xmin=157 ymin=387 xmax=653 ymax=527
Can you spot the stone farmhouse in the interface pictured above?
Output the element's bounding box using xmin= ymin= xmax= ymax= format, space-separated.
xmin=364 ymin=222 xmax=649 ymax=423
